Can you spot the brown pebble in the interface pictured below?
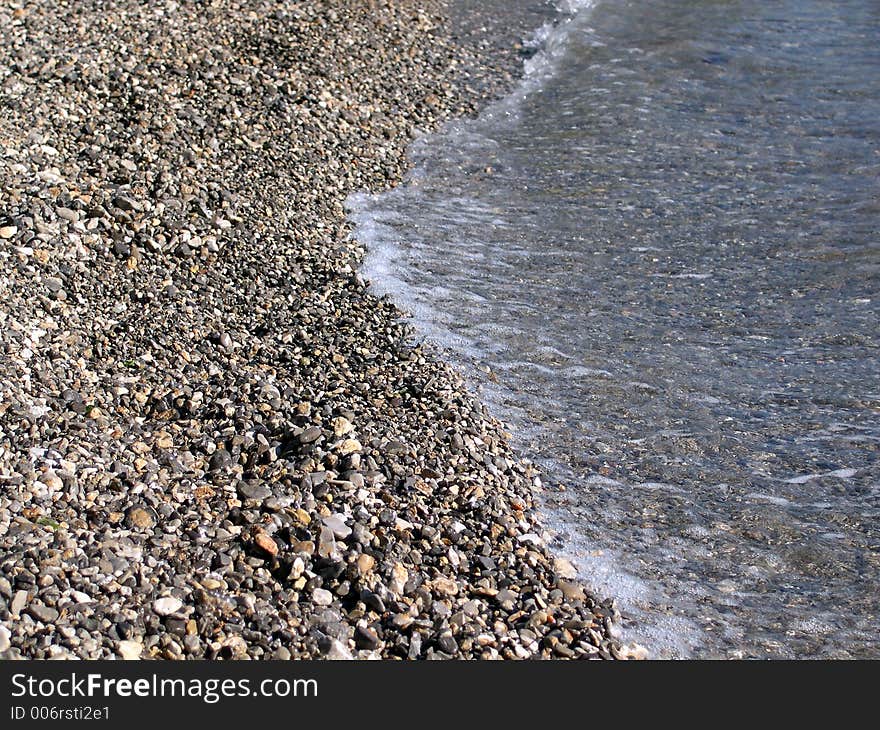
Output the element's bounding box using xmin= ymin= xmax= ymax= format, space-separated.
xmin=558 ymin=581 xmax=586 ymax=602
xmin=254 ymin=533 xmax=278 ymax=558
xmin=356 ymin=553 xmax=376 ymax=575
xmin=125 ymin=508 xmax=154 ymax=529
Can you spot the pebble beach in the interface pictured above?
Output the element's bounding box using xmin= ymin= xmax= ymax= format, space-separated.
xmin=0 ymin=0 xmax=626 ymax=660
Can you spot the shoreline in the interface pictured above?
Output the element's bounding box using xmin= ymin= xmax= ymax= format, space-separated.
xmin=0 ymin=0 xmax=624 ymax=659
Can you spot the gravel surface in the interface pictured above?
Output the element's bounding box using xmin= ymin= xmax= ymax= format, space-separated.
xmin=0 ymin=0 xmax=629 ymax=659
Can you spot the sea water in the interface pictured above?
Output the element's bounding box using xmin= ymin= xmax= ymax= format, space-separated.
xmin=348 ymin=0 xmax=880 ymax=658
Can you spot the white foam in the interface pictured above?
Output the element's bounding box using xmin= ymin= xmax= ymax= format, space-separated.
xmin=564 ymin=365 xmax=615 ymax=378
xmin=479 ymin=0 xmax=598 ymax=122
xmin=746 ymin=492 xmax=792 ymax=507
xmin=827 ymin=468 xmax=858 ymax=479
xmin=785 ymin=467 xmax=858 ymax=484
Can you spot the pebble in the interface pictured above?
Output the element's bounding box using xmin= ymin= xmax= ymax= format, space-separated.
xmin=299 ymin=426 xmax=323 ymax=444
xmin=209 ymin=449 xmax=234 ymax=471
xmin=325 ymin=639 xmax=354 ymax=660
xmin=620 ymin=643 xmax=650 ymax=660
xmin=355 ymin=624 xmax=381 ymax=650
xmin=389 ymin=563 xmax=409 ymax=595
xmin=10 ymin=591 xmax=27 ymax=618
xmin=337 ymin=439 xmax=362 ymax=455
xmin=153 ymin=597 xmax=183 ymax=616
xmin=113 ymin=196 xmax=139 ymax=212
xmin=39 ymin=470 xmax=63 ymax=490
xmin=356 ymin=554 xmax=376 ymax=575
xmin=237 ymin=481 xmax=271 ymax=502
xmin=430 ymin=576 xmax=459 ymax=597
xmin=312 ymin=589 xmax=334 ymax=607
xmin=558 ymin=581 xmax=586 ymax=602
xmin=317 ymin=526 xmax=337 ymax=559
xmin=437 ymin=633 xmax=458 ymax=655
xmin=27 ymin=601 xmax=59 ymax=623
xmin=125 ymin=506 xmax=155 ymax=530
xmin=553 ymin=558 xmax=577 ymax=580
xmin=117 ymin=640 xmax=143 ymax=660
xmin=254 ymin=533 xmax=279 ymax=558
xmin=322 ymin=514 xmax=352 ymax=539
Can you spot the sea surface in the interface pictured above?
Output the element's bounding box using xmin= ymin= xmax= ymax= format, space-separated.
xmin=348 ymin=0 xmax=880 ymax=658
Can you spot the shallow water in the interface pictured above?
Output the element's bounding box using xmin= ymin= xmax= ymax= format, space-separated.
xmin=349 ymin=0 xmax=880 ymax=657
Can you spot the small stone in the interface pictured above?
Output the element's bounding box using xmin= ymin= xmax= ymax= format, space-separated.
xmin=518 ymin=533 xmax=544 ymax=546
xmin=0 ymin=625 xmax=10 ymax=652
xmin=237 ymin=480 xmax=271 ymax=502
xmin=113 ymin=196 xmax=139 ymax=212
xmin=554 ymin=557 xmax=578 ymax=580
xmin=389 ymin=563 xmax=408 ymax=595
xmin=408 ymin=633 xmax=423 ymax=659
xmin=317 ymin=526 xmax=337 ymax=558
xmin=254 ymin=533 xmax=278 ymax=558
xmin=437 ymin=632 xmax=458 ymax=655
xmin=117 ymin=640 xmax=143 ymax=660
xmin=332 ymin=416 xmax=354 ymax=437
xmin=337 ymin=438 xmax=362 ymax=455
xmin=325 ymin=639 xmax=353 ymax=660
xmin=299 ymin=426 xmax=322 ymax=443
xmin=495 ymin=588 xmax=518 ymax=610
xmin=361 ymin=590 xmax=385 ymax=613
xmin=125 ymin=506 xmax=154 ymax=530
xmin=312 ymin=588 xmax=333 ymax=606
xmin=322 ymin=514 xmax=352 ymax=539
xmin=38 ymin=470 xmax=63 ymax=490
xmin=293 ymin=540 xmax=315 ymax=556
xmin=476 ymin=555 xmax=496 ymax=571
xmin=356 ymin=554 xmax=375 ymax=576
xmin=221 ymin=635 xmax=248 ymax=659
xmin=10 ymin=590 xmax=27 ymax=617
xmin=0 ymin=226 xmax=17 ymax=239
xmin=209 ymin=449 xmax=233 ymax=471
xmin=558 ymin=581 xmax=586 ymax=602
xmin=430 ymin=575 xmax=459 ymax=597
xmin=293 ymin=508 xmax=311 ymax=525
xmin=27 ymin=601 xmax=59 ymax=623
xmin=153 ymin=596 xmax=183 ymax=616
xmin=355 ymin=624 xmax=381 ymax=650
xmin=620 ymin=643 xmax=650 ymax=660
